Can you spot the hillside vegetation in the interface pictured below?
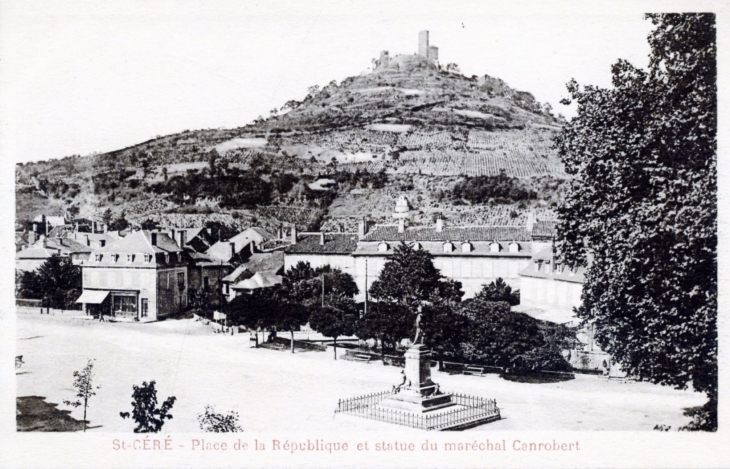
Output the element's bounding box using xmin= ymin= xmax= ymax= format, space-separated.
xmin=16 ymin=53 xmax=567 ymax=232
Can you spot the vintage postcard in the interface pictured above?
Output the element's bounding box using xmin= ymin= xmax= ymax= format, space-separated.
xmin=0 ymin=1 xmax=727 ymax=468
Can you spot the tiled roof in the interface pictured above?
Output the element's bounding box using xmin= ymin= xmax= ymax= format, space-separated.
xmin=16 ymin=246 xmax=58 ymax=259
xmin=361 ymin=225 xmax=531 ymax=242
xmin=232 ymin=272 xmax=282 ymax=290
xmin=285 ymin=233 xmax=359 ymax=254
xmin=531 ymin=220 xmax=557 ymax=239
xmin=519 ymin=261 xmax=585 ymax=284
xmin=97 ymin=231 xmax=183 ymax=254
xmin=242 ymin=251 xmax=285 ymax=274
xmin=353 ymin=240 xmax=532 ymax=257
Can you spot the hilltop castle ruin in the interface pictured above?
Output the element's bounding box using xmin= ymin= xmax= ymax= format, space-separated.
xmin=377 ymin=30 xmax=439 ymax=70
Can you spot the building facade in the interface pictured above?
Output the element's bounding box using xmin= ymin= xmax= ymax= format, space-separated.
xmin=77 ymin=231 xmax=188 ymax=322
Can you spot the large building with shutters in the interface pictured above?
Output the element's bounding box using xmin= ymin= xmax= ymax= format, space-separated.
xmin=76 ymin=230 xmax=188 ymax=322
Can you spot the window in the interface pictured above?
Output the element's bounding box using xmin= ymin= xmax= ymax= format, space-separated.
xmin=144 ymin=254 xmax=152 ymax=263
xmin=99 ymin=240 xmax=106 ymax=248
xmin=95 ymin=254 xmax=102 ymax=262
xmin=378 ymin=242 xmax=389 ymax=252
xmin=127 ymin=254 xmax=135 ymax=263
xmin=490 ymin=242 xmax=501 ymax=253
xmin=461 ymin=241 xmax=473 ymax=253
xmin=412 ymin=242 xmax=421 ymax=250
xmin=443 ymin=242 xmax=454 ymax=253
xmin=177 ymin=272 xmax=185 ymax=289
xmin=167 ymin=273 xmax=172 ymax=289
xmin=508 ymin=242 xmax=520 ymax=253
xmin=141 ymin=299 xmax=149 ymax=318
xmin=203 ymin=276 xmax=210 ymax=290
xmin=225 ymin=284 xmax=230 ymax=294
xmin=112 ymin=254 xmax=119 ymax=263
xmin=112 ymin=295 xmax=137 ymax=317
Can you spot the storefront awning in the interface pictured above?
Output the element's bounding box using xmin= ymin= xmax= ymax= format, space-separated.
xmin=76 ymin=290 xmax=110 ymax=304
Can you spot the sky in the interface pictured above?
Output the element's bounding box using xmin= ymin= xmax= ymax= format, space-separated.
xmin=0 ymin=0 xmax=712 ymax=163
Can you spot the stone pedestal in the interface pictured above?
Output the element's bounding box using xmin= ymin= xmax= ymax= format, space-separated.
xmin=377 ymin=344 xmax=456 ymax=413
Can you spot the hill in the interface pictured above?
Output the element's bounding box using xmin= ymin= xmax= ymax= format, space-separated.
xmin=15 ymin=49 xmax=568 ymax=234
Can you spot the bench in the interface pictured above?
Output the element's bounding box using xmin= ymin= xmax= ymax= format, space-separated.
xmin=463 ymin=366 xmax=486 ymax=377
xmin=352 ymin=353 xmax=373 ymax=362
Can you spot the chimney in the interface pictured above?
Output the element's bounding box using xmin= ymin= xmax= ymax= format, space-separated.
xmin=277 ymin=225 xmax=283 ymax=239
xmin=358 ymin=218 xmax=369 ymax=240
xmin=102 ymin=223 xmax=108 ymax=234
xmin=178 ymin=230 xmax=186 ymax=248
xmin=250 ymin=241 xmax=256 ymax=254
xmin=320 ymin=232 xmax=325 ymax=245
xmin=40 ymin=235 xmax=46 ymax=248
xmin=230 ymin=241 xmax=236 ymax=258
xmin=75 ymin=222 xmax=79 ymax=232
xmin=32 ymin=223 xmax=38 ymax=234
xmin=28 ymin=231 xmax=36 ymax=245
xmin=398 ymin=218 xmax=406 ymax=233
xmin=45 ymin=218 xmax=49 ymax=236
xmin=85 ymin=235 xmax=90 ymax=247
xmin=151 ymin=232 xmax=158 ymax=246
xmin=291 ymin=225 xmax=298 ymax=244
xmin=436 ymin=217 xmax=444 ymax=232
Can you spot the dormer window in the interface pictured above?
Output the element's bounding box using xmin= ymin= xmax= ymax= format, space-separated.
xmin=443 ymin=241 xmax=454 ymax=253
xmin=127 ymin=254 xmax=135 ymax=263
xmin=489 ymin=242 xmax=501 ymax=253
xmin=461 ymin=241 xmax=473 ymax=253
xmin=508 ymin=242 xmax=520 ymax=253
xmin=378 ymin=241 xmax=389 ymax=252
xmin=99 ymin=240 xmax=106 ymax=248
xmin=144 ymin=254 xmax=153 ymax=263
xmin=112 ymin=254 xmax=119 ymax=263
xmin=412 ymin=242 xmax=422 ymax=250
xmin=95 ymin=254 xmax=102 ymax=262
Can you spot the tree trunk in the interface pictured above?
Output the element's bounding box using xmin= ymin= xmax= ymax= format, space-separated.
xmin=83 ymin=397 xmax=87 ymax=432
xmin=255 ymin=331 xmax=259 ymax=348
xmin=290 ymin=331 xmax=295 ymax=353
xmin=380 ymin=338 xmax=386 ymax=364
xmin=333 ymin=337 xmax=337 ymax=360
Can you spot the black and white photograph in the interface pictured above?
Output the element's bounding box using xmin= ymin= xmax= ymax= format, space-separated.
xmin=0 ymin=1 xmax=726 ymax=467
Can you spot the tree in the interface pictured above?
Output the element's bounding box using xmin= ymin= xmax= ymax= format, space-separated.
xmin=198 ymin=405 xmax=243 ymax=433
xmin=363 ymin=243 xmax=463 ymax=359
xmin=224 ymin=288 xmax=279 ymax=346
xmin=308 ymin=300 xmax=358 ymax=360
xmin=420 ymin=302 xmax=468 ymax=370
xmin=140 ymin=219 xmax=160 ymax=231
xmin=368 ymin=243 xmax=463 ymax=312
xmin=356 ymin=302 xmax=414 ymax=362
xmin=63 ymin=359 xmax=100 ymax=432
xmin=120 ymin=381 xmax=176 ymax=433
xmin=101 ymin=208 xmax=113 ymax=228
xmin=460 ymin=300 xmax=542 ymax=369
xmin=555 ymin=14 xmax=716 ymax=429
xmin=18 ymin=257 xmax=82 ymax=309
xmin=473 ymin=278 xmax=520 ymax=306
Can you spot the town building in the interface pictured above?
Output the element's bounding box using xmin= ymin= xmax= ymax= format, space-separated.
xmin=221 ymin=250 xmax=285 ymax=301
xmin=206 ymin=227 xmax=276 ymax=264
xmin=284 ymin=232 xmax=359 ymax=281
xmin=76 ymin=230 xmax=188 ymax=322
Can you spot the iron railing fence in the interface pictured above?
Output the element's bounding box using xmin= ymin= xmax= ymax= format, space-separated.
xmin=335 ymin=391 xmax=500 ymax=430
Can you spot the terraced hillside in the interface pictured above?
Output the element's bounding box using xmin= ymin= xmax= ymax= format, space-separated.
xmin=16 ymin=52 xmax=566 ymax=232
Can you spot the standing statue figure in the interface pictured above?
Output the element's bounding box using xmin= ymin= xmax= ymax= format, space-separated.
xmin=412 ymin=308 xmax=423 ymax=345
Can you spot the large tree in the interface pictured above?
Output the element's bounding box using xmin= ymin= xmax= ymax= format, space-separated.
xmin=555 ymin=14 xmax=716 ymax=429
xmin=18 ymin=257 xmax=82 ymax=309
xmin=359 ymin=243 xmax=464 ymax=359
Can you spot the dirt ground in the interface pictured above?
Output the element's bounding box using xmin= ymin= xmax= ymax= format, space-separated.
xmin=15 ymin=309 xmax=706 ymax=433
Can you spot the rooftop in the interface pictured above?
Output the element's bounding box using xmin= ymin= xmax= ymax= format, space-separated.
xmin=361 ymin=225 xmax=531 ymax=243
xmin=285 ymin=233 xmax=359 ymax=255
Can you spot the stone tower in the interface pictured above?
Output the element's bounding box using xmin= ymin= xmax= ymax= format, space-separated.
xmin=418 ymin=30 xmax=429 ymax=57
